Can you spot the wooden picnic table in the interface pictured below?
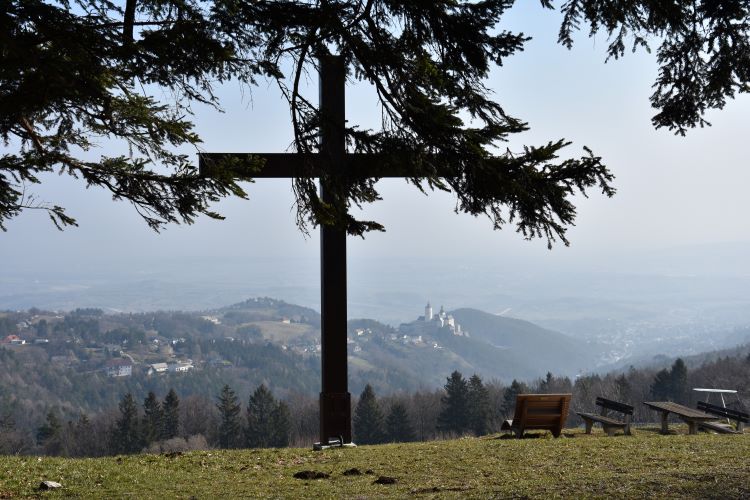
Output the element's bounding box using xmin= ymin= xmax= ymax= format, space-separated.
xmin=643 ymin=401 xmax=718 ymax=435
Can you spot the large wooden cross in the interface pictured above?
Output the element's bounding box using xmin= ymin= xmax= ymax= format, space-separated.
xmin=200 ymin=55 xmax=409 ymax=446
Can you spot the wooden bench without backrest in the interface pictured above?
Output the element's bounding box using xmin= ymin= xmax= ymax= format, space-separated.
xmin=643 ymin=401 xmax=718 ymax=435
xmin=576 ymin=397 xmax=634 ymax=436
xmin=502 ymin=394 xmax=571 ymax=438
xmin=697 ymin=401 xmax=748 ymax=432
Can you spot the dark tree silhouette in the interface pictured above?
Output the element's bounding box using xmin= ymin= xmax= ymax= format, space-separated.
xmin=271 ymin=402 xmax=291 ymax=448
xmin=613 ymin=374 xmax=632 ymax=403
xmin=216 ymin=385 xmax=242 ymax=449
xmin=385 ymin=402 xmax=416 ymax=443
xmin=141 ymin=392 xmax=162 ymax=446
xmin=71 ymin=414 xmax=100 ymax=458
xmin=437 ymin=371 xmax=470 ymax=436
xmin=467 ymin=374 xmax=491 ymax=436
xmin=650 ymin=359 xmax=689 ymax=402
xmin=36 ymin=410 xmax=63 ymax=455
xmin=502 ymin=379 xmax=528 ymax=418
xmin=113 ymin=393 xmax=140 ymax=454
xmin=2 ymin=0 xmax=618 ymax=242
xmin=246 ymin=384 xmax=288 ymax=448
xmin=161 ymin=389 xmax=180 ymax=440
xmin=650 ymin=368 xmax=673 ymax=400
xmin=556 ymin=0 xmax=750 ymax=135
xmin=353 ymin=384 xmax=385 ymax=445
xmin=7 ymin=2 xmax=749 ymax=236
xmin=669 ymin=358 xmax=689 ymax=403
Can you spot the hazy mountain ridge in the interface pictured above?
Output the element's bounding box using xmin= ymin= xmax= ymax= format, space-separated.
xmin=449 ymin=308 xmax=596 ymax=376
xmin=0 ymin=298 xmax=590 ymax=400
xmin=598 ymin=329 xmax=750 ymax=374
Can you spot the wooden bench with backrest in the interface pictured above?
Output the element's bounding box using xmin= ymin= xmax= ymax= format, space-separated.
xmin=697 ymin=401 xmax=748 ymax=433
xmin=500 ymin=394 xmax=571 ymax=438
xmin=576 ymin=397 xmax=633 ymax=436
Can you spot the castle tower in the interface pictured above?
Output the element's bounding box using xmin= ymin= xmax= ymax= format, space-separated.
xmin=424 ymin=301 xmax=433 ymax=321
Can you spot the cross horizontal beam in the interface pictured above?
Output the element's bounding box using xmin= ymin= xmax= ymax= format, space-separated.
xmin=199 ymin=152 xmax=444 ymax=179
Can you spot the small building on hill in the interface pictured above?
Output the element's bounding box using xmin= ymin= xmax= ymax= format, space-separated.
xmin=104 ymin=358 xmax=132 ymax=377
xmin=147 ymin=362 xmax=169 ymax=376
xmin=168 ymin=360 xmax=194 ymax=373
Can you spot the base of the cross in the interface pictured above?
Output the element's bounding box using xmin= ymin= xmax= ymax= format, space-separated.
xmin=318 ymin=391 xmax=352 ymax=447
xmin=312 ymin=440 xmax=357 ymax=451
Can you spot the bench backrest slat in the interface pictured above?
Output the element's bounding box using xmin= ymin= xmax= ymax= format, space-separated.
xmin=697 ymin=401 xmax=749 ymax=422
xmin=595 ymin=397 xmax=634 ymax=415
xmin=513 ymin=394 xmax=571 ymax=431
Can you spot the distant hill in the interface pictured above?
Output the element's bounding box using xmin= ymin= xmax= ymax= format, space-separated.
xmin=450 ymin=308 xmax=597 ymax=376
xmin=0 ymin=298 xmax=596 ymax=411
xmin=343 ymin=309 xmax=595 ymax=387
xmin=217 ymin=297 xmax=320 ymax=326
xmin=598 ymin=338 xmax=750 ymax=374
xmin=212 ymin=301 xmax=595 ymax=384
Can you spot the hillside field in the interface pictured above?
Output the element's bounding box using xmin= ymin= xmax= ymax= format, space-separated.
xmin=1 ymin=428 xmax=748 ymax=498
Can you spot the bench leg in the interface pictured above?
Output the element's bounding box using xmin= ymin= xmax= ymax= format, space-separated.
xmin=584 ymin=419 xmax=593 ymax=434
xmin=660 ymin=412 xmax=669 ymax=435
xmin=603 ymin=425 xmax=615 ymax=437
xmin=687 ymin=421 xmax=698 ymax=435
xmin=624 ymin=416 xmax=632 ymax=436
xmin=737 ymin=422 xmax=744 ymax=432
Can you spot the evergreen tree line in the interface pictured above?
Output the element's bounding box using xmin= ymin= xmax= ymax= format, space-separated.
xmin=30 ymin=384 xmax=291 ymax=457
xmin=6 ymin=353 xmax=750 ymax=457
xmin=353 ymin=372 xmax=496 ymax=444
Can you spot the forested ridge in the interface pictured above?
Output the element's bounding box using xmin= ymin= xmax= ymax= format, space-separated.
xmin=1 ymin=346 xmax=748 ymax=457
xmin=1 ymin=300 xmax=749 ymax=456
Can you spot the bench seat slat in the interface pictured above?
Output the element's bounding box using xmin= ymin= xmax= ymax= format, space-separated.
xmin=698 ymin=421 xmax=742 ymax=434
xmin=576 ymin=412 xmax=628 ymax=427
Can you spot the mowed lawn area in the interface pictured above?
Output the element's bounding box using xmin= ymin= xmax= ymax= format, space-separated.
xmin=1 ymin=428 xmax=748 ymax=498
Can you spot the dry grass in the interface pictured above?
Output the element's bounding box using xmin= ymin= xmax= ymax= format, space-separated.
xmin=1 ymin=427 xmax=748 ymax=498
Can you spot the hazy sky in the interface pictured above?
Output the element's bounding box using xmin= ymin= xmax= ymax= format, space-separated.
xmin=2 ymin=3 xmax=749 ymax=282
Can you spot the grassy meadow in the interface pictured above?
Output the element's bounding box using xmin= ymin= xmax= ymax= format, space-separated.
xmin=1 ymin=427 xmax=748 ymax=499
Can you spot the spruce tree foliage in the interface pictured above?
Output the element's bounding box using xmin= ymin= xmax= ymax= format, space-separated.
xmin=160 ymin=389 xmax=180 ymax=440
xmin=246 ymin=384 xmax=289 ymax=448
xmin=669 ymin=358 xmax=689 ymax=403
xmin=113 ymin=393 xmax=141 ymax=455
xmin=613 ymin=374 xmax=632 ymax=403
xmin=0 ymin=395 xmax=15 ymax=434
xmin=141 ymin=391 xmax=162 ymax=446
xmin=555 ymin=1 xmax=750 ymax=135
xmin=467 ymin=374 xmax=491 ymax=436
xmin=385 ymin=402 xmax=416 ymax=443
xmin=71 ymin=413 xmax=100 ymax=458
xmin=2 ymin=0 xmax=619 ymax=243
xmin=649 ymin=358 xmax=689 ymax=402
xmin=8 ymin=2 xmax=750 ymax=237
xmin=502 ymin=379 xmax=528 ymax=418
xmin=650 ymin=368 xmax=672 ymax=400
xmin=353 ymin=384 xmax=385 ymax=445
xmin=36 ymin=410 xmax=63 ymax=455
xmin=539 ymin=372 xmax=555 ymax=393
xmin=271 ymin=402 xmax=291 ymax=448
xmin=437 ymin=371 xmax=470 ymax=436
xmin=216 ymin=384 xmax=242 ymax=449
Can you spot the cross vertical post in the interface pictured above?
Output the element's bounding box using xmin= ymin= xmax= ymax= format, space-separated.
xmin=318 ymin=55 xmax=352 ymax=445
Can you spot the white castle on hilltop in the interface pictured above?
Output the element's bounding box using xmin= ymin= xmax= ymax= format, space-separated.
xmin=422 ymin=301 xmax=464 ymax=336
